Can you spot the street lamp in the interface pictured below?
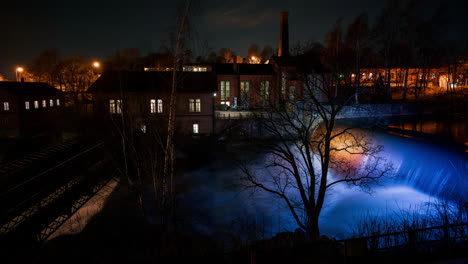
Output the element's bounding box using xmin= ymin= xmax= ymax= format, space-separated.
xmin=16 ymin=67 xmax=24 ymax=82
xmin=92 ymin=61 xmax=100 ymax=68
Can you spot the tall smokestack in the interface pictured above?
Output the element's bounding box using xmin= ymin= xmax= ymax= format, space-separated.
xmin=278 ymin=11 xmax=289 ymax=57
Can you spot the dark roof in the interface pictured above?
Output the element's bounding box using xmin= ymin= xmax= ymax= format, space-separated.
xmin=88 ymin=71 xmax=217 ymax=94
xmin=211 ymin=63 xmax=273 ymax=75
xmin=0 ymin=81 xmax=62 ymax=97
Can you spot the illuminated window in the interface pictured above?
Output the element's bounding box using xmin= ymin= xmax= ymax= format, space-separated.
xmin=3 ymin=102 xmax=9 ymax=111
xmin=189 ymin=99 xmax=201 ymax=113
xmin=34 ymin=101 xmax=39 ymax=109
xmin=25 ymin=101 xmax=30 ymax=110
xmin=150 ymin=99 xmax=156 ymax=113
xmin=108 ymin=99 xmax=121 ymax=114
xmin=193 ymin=123 xmax=199 ymax=134
xmin=116 ymin=99 xmax=122 ymax=114
xmin=195 ymin=99 xmax=201 ymax=112
xmin=220 ymin=81 xmax=230 ymax=104
xmin=260 ymin=81 xmax=270 ymax=103
xmin=42 ymin=100 xmax=47 ymax=108
xmin=240 ymin=81 xmax=250 ymax=105
xmin=56 ymin=99 xmax=60 ymax=106
xmin=157 ymin=99 xmax=163 ymax=113
xmin=189 ymin=99 xmax=195 ymax=112
xmin=109 ymin=99 xmax=116 ymax=114
xmin=50 ymin=99 xmax=54 ymax=107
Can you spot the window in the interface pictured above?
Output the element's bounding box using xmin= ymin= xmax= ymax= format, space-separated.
xmin=42 ymin=100 xmax=47 ymax=108
xmin=189 ymin=99 xmax=195 ymax=112
xmin=220 ymin=81 xmax=230 ymax=104
xmin=240 ymin=81 xmax=250 ymax=106
xmin=193 ymin=123 xmax=199 ymax=134
xmin=3 ymin=102 xmax=9 ymax=111
xmin=109 ymin=99 xmax=116 ymax=114
xmin=34 ymin=101 xmax=39 ymax=109
xmin=108 ymin=99 xmax=121 ymax=114
xmin=260 ymin=81 xmax=270 ymax=103
xmin=50 ymin=99 xmax=54 ymax=107
xmin=116 ymin=99 xmax=122 ymax=114
xmin=150 ymin=99 xmax=156 ymax=113
xmin=56 ymin=99 xmax=60 ymax=106
xmin=189 ymin=99 xmax=201 ymax=113
xmin=25 ymin=101 xmax=30 ymax=110
xmin=195 ymin=99 xmax=201 ymax=112
xmin=157 ymin=99 xmax=163 ymax=113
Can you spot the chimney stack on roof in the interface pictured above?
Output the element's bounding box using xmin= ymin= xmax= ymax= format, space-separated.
xmin=278 ymin=11 xmax=289 ymax=57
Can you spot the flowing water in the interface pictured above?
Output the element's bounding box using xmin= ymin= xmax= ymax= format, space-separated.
xmin=145 ymin=115 xmax=467 ymax=241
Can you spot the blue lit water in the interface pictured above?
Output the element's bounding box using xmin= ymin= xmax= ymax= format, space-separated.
xmin=146 ymin=117 xmax=467 ymax=241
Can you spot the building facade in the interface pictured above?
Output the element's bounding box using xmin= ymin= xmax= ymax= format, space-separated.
xmin=88 ymin=71 xmax=217 ymax=136
xmin=0 ymin=81 xmax=64 ymax=138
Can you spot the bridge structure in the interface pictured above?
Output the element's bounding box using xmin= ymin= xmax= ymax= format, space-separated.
xmin=0 ymin=137 xmax=114 ymax=257
xmin=214 ymin=103 xmax=423 ymax=138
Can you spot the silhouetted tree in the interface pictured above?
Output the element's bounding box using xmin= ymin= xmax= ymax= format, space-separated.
xmin=345 ymin=13 xmax=370 ymax=104
xmin=260 ymin=45 xmax=274 ymax=63
xmin=237 ymin=49 xmax=394 ymax=241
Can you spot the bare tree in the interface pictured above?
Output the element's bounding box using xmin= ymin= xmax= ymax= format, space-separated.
xmin=163 ymin=0 xmax=193 ymax=226
xmin=345 ymin=13 xmax=370 ymax=104
xmin=237 ymin=56 xmax=394 ymax=241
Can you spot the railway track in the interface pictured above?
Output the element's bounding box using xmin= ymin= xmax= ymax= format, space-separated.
xmin=0 ymin=139 xmax=114 ymax=249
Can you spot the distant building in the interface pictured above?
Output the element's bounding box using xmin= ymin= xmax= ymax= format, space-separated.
xmin=0 ymin=81 xmax=64 ymax=138
xmin=88 ymin=71 xmax=217 ymax=136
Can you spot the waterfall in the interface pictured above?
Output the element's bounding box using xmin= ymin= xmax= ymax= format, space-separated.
xmin=379 ymin=133 xmax=467 ymax=202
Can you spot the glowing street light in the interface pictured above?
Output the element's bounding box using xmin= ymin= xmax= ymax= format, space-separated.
xmin=249 ymin=55 xmax=260 ymax=64
xmin=16 ymin=67 xmax=24 ymax=82
xmin=92 ymin=61 xmax=100 ymax=68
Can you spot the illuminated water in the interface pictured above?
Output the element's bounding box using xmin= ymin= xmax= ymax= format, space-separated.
xmin=147 ymin=117 xmax=467 ymax=241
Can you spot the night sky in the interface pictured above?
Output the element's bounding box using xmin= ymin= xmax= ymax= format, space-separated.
xmin=1 ymin=0 xmax=467 ymax=79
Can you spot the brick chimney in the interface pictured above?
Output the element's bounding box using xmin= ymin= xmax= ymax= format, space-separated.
xmin=278 ymin=11 xmax=289 ymax=57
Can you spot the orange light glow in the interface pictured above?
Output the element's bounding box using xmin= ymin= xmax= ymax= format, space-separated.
xmin=16 ymin=67 xmax=24 ymax=72
xmin=93 ymin=61 xmax=100 ymax=68
xmin=249 ymin=56 xmax=260 ymax=64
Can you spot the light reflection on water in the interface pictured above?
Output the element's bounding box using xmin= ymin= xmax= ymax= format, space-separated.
xmin=146 ymin=119 xmax=467 ymax=241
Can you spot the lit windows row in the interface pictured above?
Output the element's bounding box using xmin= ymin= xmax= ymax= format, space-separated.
xmin=24 ymin=99 xmax=60 ymax=110
xmin=220 ymin=80 xmax=270 ymax=105
xmin=109 ymin=98 xmax=202 ymax=114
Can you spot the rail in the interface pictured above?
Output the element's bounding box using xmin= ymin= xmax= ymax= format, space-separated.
xmin=0 ymin=141 xmax=108 ymax=243
xmin=338 ymin=222 xmax=468 ymax=254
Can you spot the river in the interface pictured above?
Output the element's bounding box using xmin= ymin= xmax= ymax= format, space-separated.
xmin=143 ymin=114 xmax=467 ymax=242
